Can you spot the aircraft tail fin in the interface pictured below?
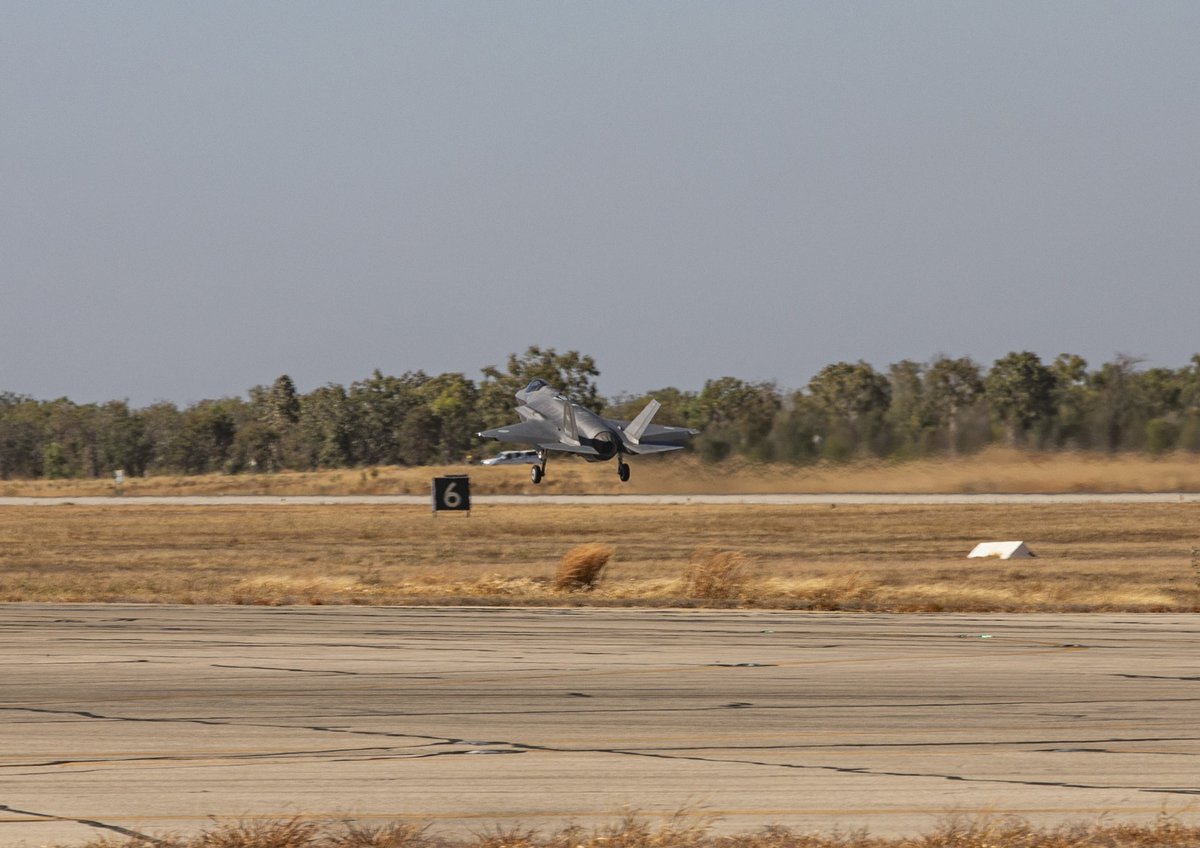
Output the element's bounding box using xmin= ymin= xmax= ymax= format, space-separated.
xmin=623 ymin=399 xmax=661 ymax=445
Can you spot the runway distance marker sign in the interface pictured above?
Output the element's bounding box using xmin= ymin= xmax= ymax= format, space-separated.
xmin=432 ymin=475 xmax=471 ymax=515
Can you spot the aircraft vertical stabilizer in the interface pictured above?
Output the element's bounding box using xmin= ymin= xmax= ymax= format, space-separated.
xmin=623 ymin=399 xmax=661 ymax=445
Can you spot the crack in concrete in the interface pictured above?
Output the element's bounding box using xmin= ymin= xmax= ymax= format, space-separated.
xmin=4 ymin=745 xmax=425 ymax=770
xmin=341 ymin=748 xmax=527 ymax=762
xmin=209 ymin=664 xmax=443 ymax=678
xmin=210 ymin=664 xmax=360 ymax=675
xmin=9 ymin=706 xmax=1200 ymax=753
xmin=0 ymin=803 xmax=159 ymax=844
xmin=11 ymin=695 xmax=1200 ymax=722
xmin=3 ymin=706 xmax=230 ymax=727
xmin=611 ymin=735 xmax=1200 ymax=752
xmin=584 ymin=747 xmax=1200 ymax=796
xmin=1037 ymin=746 xmax=1198 ymax=756
xmin=8 ymin=707 xmax=1197 ymax=799
xmin=385 ymin=730 xmax=1200 ymax=797
xmin=0 ymin=707 xmax=457 ymax=746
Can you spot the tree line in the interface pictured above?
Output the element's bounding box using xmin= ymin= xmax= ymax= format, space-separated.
xmin=3 ymin=347 xmax=1200 ymax=479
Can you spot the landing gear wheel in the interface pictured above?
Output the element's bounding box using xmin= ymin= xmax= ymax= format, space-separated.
xmin=617 ymin=461 xmax=630 ymax=483
xmin=530 ymin=465 xmax=544 ymax=484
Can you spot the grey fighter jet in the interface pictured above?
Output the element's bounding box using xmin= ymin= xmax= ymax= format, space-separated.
xmin=477 ymin=379 xmax=699 ymax=484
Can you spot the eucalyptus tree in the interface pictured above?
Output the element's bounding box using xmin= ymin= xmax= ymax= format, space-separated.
xmin=138 ymin=402 xmax=184 ymax=474
xmin=244 ymin=374 xmax=303 ymax=471
xmin=1178 ymin=355 xmax=1200 ymax=451
xmin=346 ymin=370 xmax=429 ymax=466
xmin=885 ymin=359 xmax=928 ymax=456
xmin=1088 ymin=355 xmax=1144 ymax=451
xmin=923 ymin=356 xmax=983 ymax=456
xmin=691 ymin=377 xmax=782 ymax=461
xmin=768 ymin=391 xmax=826 ymax=463
xmin=170 ymin=398 xmax=241 ymax=473
xmin=297 ymin=384 xmax=354 ymax=468
xmin=1048 ymin=354 xmax=1089 ymax=448
xmin=806 ymin=361 xmax=891 ymax=456
xmin=0 ymin=393 xmax=44 ymax=478
xmin=1140 ymin=367 xmax=1181 ymax=453
xmin=985 ymin=352 xmax=1056 ymax=447
xmin=42 ymin=399 xmax=102 ymax=478
xmin=96 ymin=400 xmax=151 ymax=477
xmin=397 ymin=404 xmax=440 ymax=466
xmin=416 ymin=372 xmax=479 ymax=463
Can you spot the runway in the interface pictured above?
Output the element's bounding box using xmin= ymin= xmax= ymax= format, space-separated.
xmin=3 ymin=492 xmax=1200 ymax=505
xmin=2 ymin=606 xmax=1197 ymax=845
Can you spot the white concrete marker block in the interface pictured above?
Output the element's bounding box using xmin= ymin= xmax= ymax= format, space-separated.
xmin=967 ymin=541 xmax=1036 ymax=559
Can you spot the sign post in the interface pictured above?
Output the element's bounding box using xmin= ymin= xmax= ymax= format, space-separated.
xmin=432 ymin=475 xmax=471 ymax=516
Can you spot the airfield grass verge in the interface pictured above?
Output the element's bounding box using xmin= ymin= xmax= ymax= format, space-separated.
xmin=2 ymin=502 xmax=1198 ymax=611
xmin=6 ymin=448 xmax=1200 ymax=498
xmin=63 ymin=813 xmax=1200 ymax=848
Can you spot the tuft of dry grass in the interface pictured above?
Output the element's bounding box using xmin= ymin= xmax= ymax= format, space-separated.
xmin=318 ymin=822 xmax=433 ymax=848
xmin=553 ymin=543 xmax=614 ymax=591
xmin=684 ymin=547 xmax=751 ymax=599
xmin=64 ymin=813 xmax=1200 ymax=848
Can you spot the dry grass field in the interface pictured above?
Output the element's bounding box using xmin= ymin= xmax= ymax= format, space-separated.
xmin=5 ymin=448 xmax=1200 ymax=498
xmin=2 ymin=500 xmax=1197 ymax=611
xmin=56 ymin=813 xmax=1200 ymax=848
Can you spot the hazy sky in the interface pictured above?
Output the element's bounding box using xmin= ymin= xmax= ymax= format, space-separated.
xmin=4 ymin=2 xmax=1199 ymax=406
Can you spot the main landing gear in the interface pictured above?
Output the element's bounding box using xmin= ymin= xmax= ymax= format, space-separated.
xmin=530 ymin=450 xmax=547 ymax=484
xmin=530 ymin=455 xmax=631 ymax=484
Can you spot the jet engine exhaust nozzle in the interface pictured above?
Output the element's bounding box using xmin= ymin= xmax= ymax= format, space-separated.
xmin=591 ymin=431 xmax=618 ymax=460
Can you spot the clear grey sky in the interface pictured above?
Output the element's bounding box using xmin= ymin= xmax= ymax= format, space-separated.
xmin=3 ymin=2 xmax=1199 ymax=406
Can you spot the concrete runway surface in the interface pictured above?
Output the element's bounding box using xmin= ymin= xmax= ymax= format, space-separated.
xmin=2 ymin=605 xmax=1198 ymax=846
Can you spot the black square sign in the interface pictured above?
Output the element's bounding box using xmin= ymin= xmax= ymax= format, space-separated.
xmin=432 ymin=475 xmax=471 ymax=513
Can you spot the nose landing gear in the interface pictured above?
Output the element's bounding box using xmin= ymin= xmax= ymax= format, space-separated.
xmin=617 ymin=459 xmax=630 ymax=482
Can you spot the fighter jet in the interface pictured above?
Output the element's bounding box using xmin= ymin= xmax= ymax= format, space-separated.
xmin=477 ymin=379 xmax=699 ymax=484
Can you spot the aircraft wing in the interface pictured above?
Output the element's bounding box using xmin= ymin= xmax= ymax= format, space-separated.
xmin=477 ymin=420 xmax=602 ymax=456
xmin=540 ymin=442 xmax=602 ymax=456
xmin=478 ymin=419 xmax=560 ymax=446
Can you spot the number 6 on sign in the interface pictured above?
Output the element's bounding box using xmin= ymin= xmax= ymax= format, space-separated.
xmin=432 ymin=475 xmax=471 ymax=515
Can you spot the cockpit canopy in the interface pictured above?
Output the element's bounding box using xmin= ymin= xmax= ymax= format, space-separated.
xmin=523 ymin=379 xmax=550 ymax=393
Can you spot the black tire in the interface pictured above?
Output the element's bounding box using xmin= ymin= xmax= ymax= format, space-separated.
xmin=531 ymin=465 xmax=543 ymax=484
xmin=618 ymin=462 xmax=630 ymax=482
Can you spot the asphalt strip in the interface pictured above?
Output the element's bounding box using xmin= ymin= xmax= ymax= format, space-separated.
xmin=2 ymin=493 xmax=1200 ymax=506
